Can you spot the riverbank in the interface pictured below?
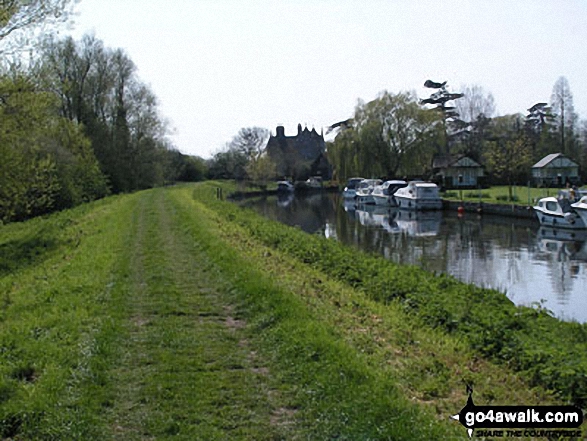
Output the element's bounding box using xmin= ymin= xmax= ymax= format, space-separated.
xmin=1 ymin=183 xmax=585 ymax=439
xmin=443 ymin=199 xmax=537 ymax=219
xmin=210 ymin=181 xmax=587 ymax=407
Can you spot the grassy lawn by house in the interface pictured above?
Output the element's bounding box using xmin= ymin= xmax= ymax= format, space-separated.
xmin=441 ymin=185 xmax=586 ymax=205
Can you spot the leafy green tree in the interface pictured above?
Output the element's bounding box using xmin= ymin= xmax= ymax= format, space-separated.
xmin=0 ymin=74 xmax=107 ymax=222
xmin=484 ymin=114 xmax=532 ymax=200
xmin=329 ymin=90 xmax=440 ymax=181
xmin=35 ymin=34 xmax=175 ymax=193
xmin=245 ymin=154 xmax=277 ymax=189
xmin=524 ymin=102 xmax=557 ymax=162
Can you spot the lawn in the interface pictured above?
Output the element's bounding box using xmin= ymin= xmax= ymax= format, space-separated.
xmin=441 ymin=185 xmax=584 ymax=205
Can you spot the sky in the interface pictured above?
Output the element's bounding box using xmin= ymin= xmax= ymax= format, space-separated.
xmin=67 ymin=0 xmax=587 ymax=159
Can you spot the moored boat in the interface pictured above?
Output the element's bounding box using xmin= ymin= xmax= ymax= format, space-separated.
xmin=393 ymin=181 xmax=442 ymax=210
xmin=342 ymin=177 xmax=365 ymax=199
xmin=277 ymin=181 xmax=295 ymax=193
xmin=533 ymin=197 xmax=586 ymax=229
xmin=371 ymin=180 xmax=408 ymax=206
xmin=571 ymin=196 xmax=587 ymax=227
xmin=355 ymin=179 xmax=382 ymax=205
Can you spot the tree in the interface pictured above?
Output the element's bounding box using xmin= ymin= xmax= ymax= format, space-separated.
xmin=0 ymin=0 xmax=78 ymax=52
xmin=245 ymin=154 xmax=277 ymax=189
xmin=328 ymin=90 xmax=440 ymax=181
xmin=227 ymin=127 xmax=269 ymax=162
xmin=420 ymin=80 xmax=464 ymax=155
xmin=525 ymin=102 xmax=556 ymax=161
xmin=0 ymin=73 xmax=107 ymax=222
xmin=35 ymin=34 xmax=175 ymax=193
xmin=484 ymin=114 xmax=531 ymax=200
xmin=455 ymin=84 xmax=496 ymax=123
xmin=551 ymin=76 xmax=578 ymax=158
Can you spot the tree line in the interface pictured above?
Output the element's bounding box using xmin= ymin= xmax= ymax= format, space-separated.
xmin=1 ymin=2 xmax=206 ymax=223
xmin=328 ymin=78 xmax=587 ymax=187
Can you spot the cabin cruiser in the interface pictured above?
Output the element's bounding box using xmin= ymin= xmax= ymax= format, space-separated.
xmin=533 ymin=197 xmax=586 ymax=229
xmin=342 ymin=177 xmax=365 ymax=198
xmin=355 ymin=179 xmax=383 ymax=205
xmin=393 ymin=181 xmax=442 ymax=210
xmin=277 ymin=181 xmax=295 ymax=193
xmin=571 ymin=196 xmax=587 ymax=227
xmin=371 ymin=180 xmax=408 ymax=206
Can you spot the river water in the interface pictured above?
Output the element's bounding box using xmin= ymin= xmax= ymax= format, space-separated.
xmin=239 ymin=192 xmax=587 ymax=323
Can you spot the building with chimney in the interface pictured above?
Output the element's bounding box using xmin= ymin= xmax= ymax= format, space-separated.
xmin=265 ymin=124 xmax=331 ymax=180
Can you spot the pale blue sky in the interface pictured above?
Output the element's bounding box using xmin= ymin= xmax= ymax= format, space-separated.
xmin=68 ymin=0 xmax=587 ymax=158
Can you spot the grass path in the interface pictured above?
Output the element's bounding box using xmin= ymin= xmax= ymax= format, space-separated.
xmin=104 ymin=190 xmax=286 ymax=440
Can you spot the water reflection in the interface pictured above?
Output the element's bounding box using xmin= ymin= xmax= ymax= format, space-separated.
xmin=240 ymin=193 xmax=587 ymax=322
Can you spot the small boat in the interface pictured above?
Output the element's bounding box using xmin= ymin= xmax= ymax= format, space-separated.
xmin=277 ymin=181 xmax=295 ymax=193
xmin=342 ymin=177 xmax=365 ymax=199
xmin=355 ymin=179 xmax=382 ymax=205
xmin=393 ymin=181 xmax=442 ymax=210
xmin=305 ymin=176 xmax=323 ymax=189
xmin=533 ymin=197 xmax=586 ymax=229
xmin=371 ymin=180 xmax=408 ymax=206
xmin=571 ymin=196 xmax=587 ymax=227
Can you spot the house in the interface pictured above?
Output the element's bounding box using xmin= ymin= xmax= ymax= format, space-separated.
xmin=265 ymin=124 xmax=332 ymax=180
xmin=531 ymin=153 xmax=579 ymax=186
xmin=432 ymin=155 xmax=484 ymax=188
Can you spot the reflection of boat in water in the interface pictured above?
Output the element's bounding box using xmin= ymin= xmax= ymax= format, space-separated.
xmin=277 ymin=192 xmax=294 ymax=207
xmin=533 ymin=197 xmax=586 ymax=229
xmin=355 ymin=204 xmax=388 ymax=227
xmin=536 ymin=227 xmax=587 ymax=262
xmin=354 ymin=206 xmax=441 ymax=236
xmin=393 ymin=210 xmax=442 ymax=236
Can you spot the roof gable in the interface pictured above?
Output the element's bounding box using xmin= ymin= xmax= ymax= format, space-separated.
xmin=433 ymin=155 xmax=481 ymax=169
xmin=532 ymin=153 xmax=578 ymax=168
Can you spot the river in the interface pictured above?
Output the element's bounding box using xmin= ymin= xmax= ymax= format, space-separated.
xmin=239 ymin=191 xmax=587 ymax=323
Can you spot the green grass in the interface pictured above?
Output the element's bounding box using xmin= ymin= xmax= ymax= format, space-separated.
xmin=0 ymin=186 xmax=463 ymax=439
xmin=203 ymin=181 xmax=587 ymax=408
xmin=1 ymin=182 xmax=585 ymax=439
xmin=441 ymin=185 xmax=580 ymax=205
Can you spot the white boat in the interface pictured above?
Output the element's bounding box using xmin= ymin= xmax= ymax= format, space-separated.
xmin=355 ymin=179 xmax=382 ymax=205
xmin=533 ymin=197 xmax=586 ymax=229
xmin=277 ymin=181 xmax=295 ymax=193
xmin=371 ymin=180 xmax=408 ymax=206
xmin=342 ymin=177 xmax=365 ymax=199
xmin=305 ymin=176 xmax=322 ymax=189
xmin=393 ymin=181 xmax=442 ymax=210
xmin=571 ymin=196 xmax=587 ymax=227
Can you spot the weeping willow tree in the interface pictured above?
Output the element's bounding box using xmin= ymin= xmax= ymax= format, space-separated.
xmin=328 ymin=91 xmax=441 ymax=182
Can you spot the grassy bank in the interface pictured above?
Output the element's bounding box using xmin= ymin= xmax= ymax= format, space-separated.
xmin=210 ymin=181 xmax=587 ymax=407
xmin=1 ymin=182 xmax=585 ymax=439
